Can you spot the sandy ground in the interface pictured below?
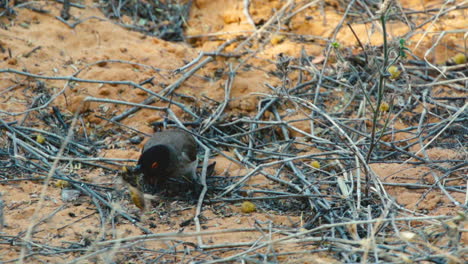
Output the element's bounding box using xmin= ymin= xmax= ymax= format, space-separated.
xmin=0 ymin=0 xmax=466 ymax=263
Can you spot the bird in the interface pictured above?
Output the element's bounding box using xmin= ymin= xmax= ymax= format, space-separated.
xmin=121 ymin=128 xmax=198 ymax=209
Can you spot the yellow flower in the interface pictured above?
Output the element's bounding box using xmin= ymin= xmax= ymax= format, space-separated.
xmin=379 ymin=102 xmax=390 ymax=112
xmin=36 ymin=134 xmax=45 ymax=144
xmin=55 ymin=180 xmax=71 ymax=188
xmin=310 ymin=161 xmax=321 ymax=169
xmin=241 ymin=201 xmax=256 ymax=213
xmin=387 ymin=65 xmax=400 ymax=79
xmin=452 ymin=53 xmax=467 ymax=64
xmin=270 ymin=34 xmax=285 ymax=45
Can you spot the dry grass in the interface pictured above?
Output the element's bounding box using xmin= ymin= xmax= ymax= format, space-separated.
xmin=0 ymin=0 xmax=466 ymax=263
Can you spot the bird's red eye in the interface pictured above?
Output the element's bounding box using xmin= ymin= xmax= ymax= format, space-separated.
xmin=151 ymin=162 xmax=159 ymax=169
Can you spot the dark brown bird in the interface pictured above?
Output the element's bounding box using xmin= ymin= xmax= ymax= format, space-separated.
xmin=138 ymin=129 xmax=198 ymax=188
xmin=122 ymin=129 xmax=198 ymax=206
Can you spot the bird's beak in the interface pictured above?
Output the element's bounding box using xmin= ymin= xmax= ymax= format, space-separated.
xmin=122 ymin=165 xmax=142 ymax=174
xmin=121 ymin=165 xmax=143 ymax=188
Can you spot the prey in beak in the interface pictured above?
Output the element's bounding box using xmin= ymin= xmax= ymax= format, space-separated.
xmin=120 ymin=165 xmax=155 ymax=211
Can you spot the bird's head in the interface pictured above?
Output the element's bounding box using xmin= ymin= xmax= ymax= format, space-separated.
xmin=138 ymin=144 xmax=172 ymax=184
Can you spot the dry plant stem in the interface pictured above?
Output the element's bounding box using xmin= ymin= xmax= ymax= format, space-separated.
xmin=165 ymin=109 xmax=213 ymax=248
xmin=56 ymin=15 xmax=109 ymax=29
xmin=208 ymin=194 xmax=339 ymax=203
xmin=422 ymin=30 xmax=466 ymax=78
xmin=4 ymin=134 xmax=134 ymax=163
xmin=55 ymin=0 xmax=85 ymax=9
xmin=18 ymin=102 xmax=84 ymax=263
xmin=91 ymin=196 xmax=107 ymax=240
xmin=113 ymin=38 xmax=241 ymax=122
xmin=313 ymin=0 xmax=356 ymax=105
xmin=56 ymin=212 xmax=96 ymax=231
xmin=409 ymin=103 xmax=466 ymax=161
xmin=234 ymin=0 xmax=294 ymax=52
xmin=65 ymin=242 xmax=140 ymax=264
xmin=173 ymin=52 xmax=205 ymax=73
xmin=2 ymin=1 xmax=466 ymax=262
xmin=292 ymin=96 xmax=386 ymax=193
xmin=174 ymin=37 xmax=243 ymax=74
xmin=415 ymin=100 xmax=465 ymax=208
xmin=0 ymin=1 xmax=41 ymax=17
xmin=83 ymin=201 xmax=120 ymax=261
xmin=29 ymin=204 xmax=68 ymax=235
xmin=60 ymin=0 xmax=70 ymax=20
xmin=95 ymin=214 xmax=450 ymax=247
xmin=423 ymin=167 xmax=465 ymax=208
xmin=84 ymin=96 xmax=167 ymax=111
xmin=202 ymin=133 xmax=285 ymax=157
xmin=0 ymin=192 xmax=4 ymax=233
xmin=245 ymin=97 xmax=280 ymax=159
xmin=220 ymin=151 xmax=337 ymax=197
xmin=413 ymin=76 xmax=468 ymax=88
xmin=370 ymin=200 xmax=392 ymax=262
xmin=238 ymin=157 xmax=305 ymax=192
xmin=201 ymin=215 xmax=451 ymax=264
xmin=195 ymin=149 xmax=210 ymax=248
xmin=16 ymin=126 xmax=92 ymax=153
xmin=221 ymin=115 xmax=332 ymax=144
xmin=2 ymin=121 xmax=53 ymax=156
xmin=0 ymin=83 xmax=21 ymax=96
xmin=110 ymin=97 xmax=157 ymax=122
xmin=94 ymin=115 xmax=151 ymax=137
xmin=306 ymin=0 xmax=358 ymax=174
xmin=366 ymin=13 xmax=390 ymax=165
xmin=271 ymin=107 xmax=315 ymax=211
xmin=0 ymin=172 xmax=112 ymax=192
xmin=337 ymin=119 xmax=462 ymax=174
xmin=7 ymin=111 xmax=149 ymax=261
xmin=243 ymin=0 xmax=256 ymax=29
xmin=0 ymin=68 xmax=197 ymax=118
xmin=282 ymin=0 xmax=320 ymax=22
xmin=185 ymin=29 xmax=255 ymax=39
xmin=200 ymin=64 xmax=234 ymax=134
xmin=5 ymin=131 xmax=63 ymax=162
xmin=380 ymin=181 xmax=465 ymax=193
xmin=71 ymin=181 xmax=151 ymax=234
xmin=413 ymin=0 xmax=467 ymax=49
